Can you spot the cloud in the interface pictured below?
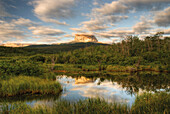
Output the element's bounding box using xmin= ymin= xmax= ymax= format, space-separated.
xmin=0 ymin=20 xmax=26 ymax=43
xmin=164 ymin=28 xmax=170 ymax=34
xmin=93 ymin=0 xmax=170 ymax=16
xmin=133 ymin=21 xmax=153 ymax=34
xmin=78 ymin=15 xmax=128 ymax=32
xmin=39 ymin=17 xmax=69 ymax=26
xmin=95 ymin=28 xmax=134 ymax=39
xmin=152 ymin=28 xmax=170 ymax=34
xmin=0 ymin=18 xmax=65 ymax=44
xmin=93 ymin=1 xmax=130 ymax=15
xmin=11 ymin=18 xmax=38 ymax=27
xmin=31 ymin=0 xmax=76 ymax=25
xmin=154 ymin=7 xmax=170 ymax=27
xmin=106 ymin=15 xmax=128 ymax=23
xmin=29 ymin=26 xmax=65 ymax=36
xmin=80 ymin=19 xmax=108 ymax=31
xmin=70 ymin=28 xmax=85 ymax=33
xmin=37 ymin=36 xmax=60 ymax=43
xmin=120 ymin=0 xmax=170 ymax=11
xmin=132 ymin=16 xmax=154 ymax=34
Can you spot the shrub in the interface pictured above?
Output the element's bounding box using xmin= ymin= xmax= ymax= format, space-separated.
xmin=29 ymin=55 xmax=46 ymax=63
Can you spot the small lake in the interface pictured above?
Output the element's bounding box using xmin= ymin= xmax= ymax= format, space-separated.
xmin=1 ymin=72 xmax=169 ymax=107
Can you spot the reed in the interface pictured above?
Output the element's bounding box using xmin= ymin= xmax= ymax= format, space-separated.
xmin=1 ymin=92 xmax=169 ymax=114
xmin=0 ymin=76 xmax=62 ymax=97
xmin=131 ymin=92 xmax=170 ymax=113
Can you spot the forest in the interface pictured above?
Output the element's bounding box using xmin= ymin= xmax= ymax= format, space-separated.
xmin=0 ymin=33 xmax=170 ymax=74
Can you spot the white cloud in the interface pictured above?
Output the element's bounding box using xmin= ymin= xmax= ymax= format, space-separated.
xmin=95 ymin=28 xmax=134 ymax=39
xmin=29 ymin=26 xmax=65 ymax=36
xmin=70 ymin=28 xmax=85 ymax=33
xmin=154 ymin=7 xmax=170 ymax=27
xmin=106 ymin=15 xmax=128 ymax=23
xmin=0 ymin=20 xmax=26 ymax=42
xmin=37 ymin=36 xmax=60 ymax=43
xmin=78 ymin=15 xmax=128 ymax=32
xmin=93 ymin=1 xmax=130 ymax=15
xmin=31 ymin=0 xmax=76 ymax=25
xmin=80 ymin=19 xmax=108 ymax=31
xmin=0 ymin=18 xmax=66 ymax=44
xmin=133 ymin=21 xmax=153 ymax=34
xmin=11 ymin=18 xmax=38 ymax=27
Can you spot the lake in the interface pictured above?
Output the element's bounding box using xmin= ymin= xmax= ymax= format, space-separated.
xmin=1 ymin=72 xmax=169 ymax=107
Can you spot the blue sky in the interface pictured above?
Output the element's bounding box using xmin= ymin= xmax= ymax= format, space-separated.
xmin=0 ymin=0 xmax=170 ymax=44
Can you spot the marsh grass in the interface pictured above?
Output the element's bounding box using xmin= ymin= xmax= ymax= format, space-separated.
xmin=131 ymin=92 xmax=170 ymax=113
xmin=0 ymin=98 xmax=130 ymax=114
xmin=0 ymin=76 xmax=62 ymax=97
xmin=1 ymin=92 xmax=169 ymax=114
xmin=53 ymin=64 xmax=169 ymax=73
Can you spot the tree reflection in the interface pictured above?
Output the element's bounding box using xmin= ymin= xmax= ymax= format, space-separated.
xmin=66 ymin=72 xmax=170 ymax=95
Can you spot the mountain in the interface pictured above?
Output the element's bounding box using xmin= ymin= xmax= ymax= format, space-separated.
xmin=74 ymin=34 xmax=98 ymax=43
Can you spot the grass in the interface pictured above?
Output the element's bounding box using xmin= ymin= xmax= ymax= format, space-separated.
xmin=0 ymin=92 xmax=169 ymax=114
xmin=52 ymin=64 xmax=169 ymax=73
xmin=131 ymin=92 xmax=170 ymax=113
xmin=0 ymin=76 xmax=62 ymax=97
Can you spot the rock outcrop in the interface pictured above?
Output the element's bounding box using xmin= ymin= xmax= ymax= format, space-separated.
xmin=75 ymin=34 xmax=98 ymax=43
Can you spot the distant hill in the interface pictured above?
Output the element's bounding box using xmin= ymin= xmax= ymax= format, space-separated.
xmin=26 ymin=42 xmax=107 ymax=48
xmin=0 ymin=42 xmax=109 ymax=56
xmin=25 ymin=42 xmax=109 ymax=54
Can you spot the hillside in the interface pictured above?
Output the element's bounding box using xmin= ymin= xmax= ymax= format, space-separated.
xmin=0 ymin=42 xmax=108 ymax=56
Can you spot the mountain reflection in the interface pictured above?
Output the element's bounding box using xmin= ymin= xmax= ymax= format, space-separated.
xmin=75 ymin=76 xmax=94 ymax=84
xmin=58 ymin=72 xmax=170 ymax=95
xmin=56 ymin=72 xmax=169 ymax=106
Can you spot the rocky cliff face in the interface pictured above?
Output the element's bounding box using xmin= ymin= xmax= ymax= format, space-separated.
xmin=75 ymin=34 xmax=98 ymax=43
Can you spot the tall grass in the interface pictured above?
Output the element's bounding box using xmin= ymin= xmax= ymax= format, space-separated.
xmin=1 ymin=92 xmax=169 ymax=114
xmin=131 ymin=92 xmax=170 ymax=113
xmin=1 ymin=98 xmax=129 ymax=114
xmin=0 ymin=76 xmax=62 ymax=97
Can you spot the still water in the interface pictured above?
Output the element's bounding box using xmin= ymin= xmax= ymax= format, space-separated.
xmin=1 ymin=72 xmax=169 ymax=107
xmin=58 ymin=76 xmax=136 ymax=106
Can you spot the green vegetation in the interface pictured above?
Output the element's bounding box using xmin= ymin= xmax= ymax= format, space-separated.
xmin=1 ymin=92 xmax=169 ymax=114
xmin=51 ymin=35 xmax=169 ymax=72
xmin=0 ymin=33 xmax=169 ymax=72
xmin=131 ymin=92 xmax=170 ymax=113
xmin=0 ymin=33 xmax=169 ymax=113
xmin=52 ymin=63 xmax=169 ymax=73
xmin=0 ymin=56 xmax=62 ymax=98
xmin=0 ymin=42 xmax=107 ymax=56
xmin=0 ymin=76 xmax=62 ymax=97
xmin=0 ymin=60 xmax=44 ymax=79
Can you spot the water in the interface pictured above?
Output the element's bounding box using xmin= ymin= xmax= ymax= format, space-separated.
xmin=1 ymin=72 xmax=169 ymax=107
xmin=58 ymin=76 xmax=136 ymax=106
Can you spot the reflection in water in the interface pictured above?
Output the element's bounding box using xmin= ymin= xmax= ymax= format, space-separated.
xmin=75 ymin=76 xmax=94 ymax=84
xmin=57 ymin=72 xmax=169 ymax=106
xmin=58 ymin=75 xmax=135 ymax=106
xmin=1 ymin=72 xmax=169 ymax=107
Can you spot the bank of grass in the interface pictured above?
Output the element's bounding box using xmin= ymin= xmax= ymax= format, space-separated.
xmin=1 ymin=92 xmax=169 ymax=114
xmin=0 ymin=76 xmax=62 ymax=97
xmin=53 ymin=64 xmax=169 ymax=73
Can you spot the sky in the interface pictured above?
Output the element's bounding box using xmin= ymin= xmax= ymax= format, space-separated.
xmin=0 ymin=0 xmax=170 ymax=44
